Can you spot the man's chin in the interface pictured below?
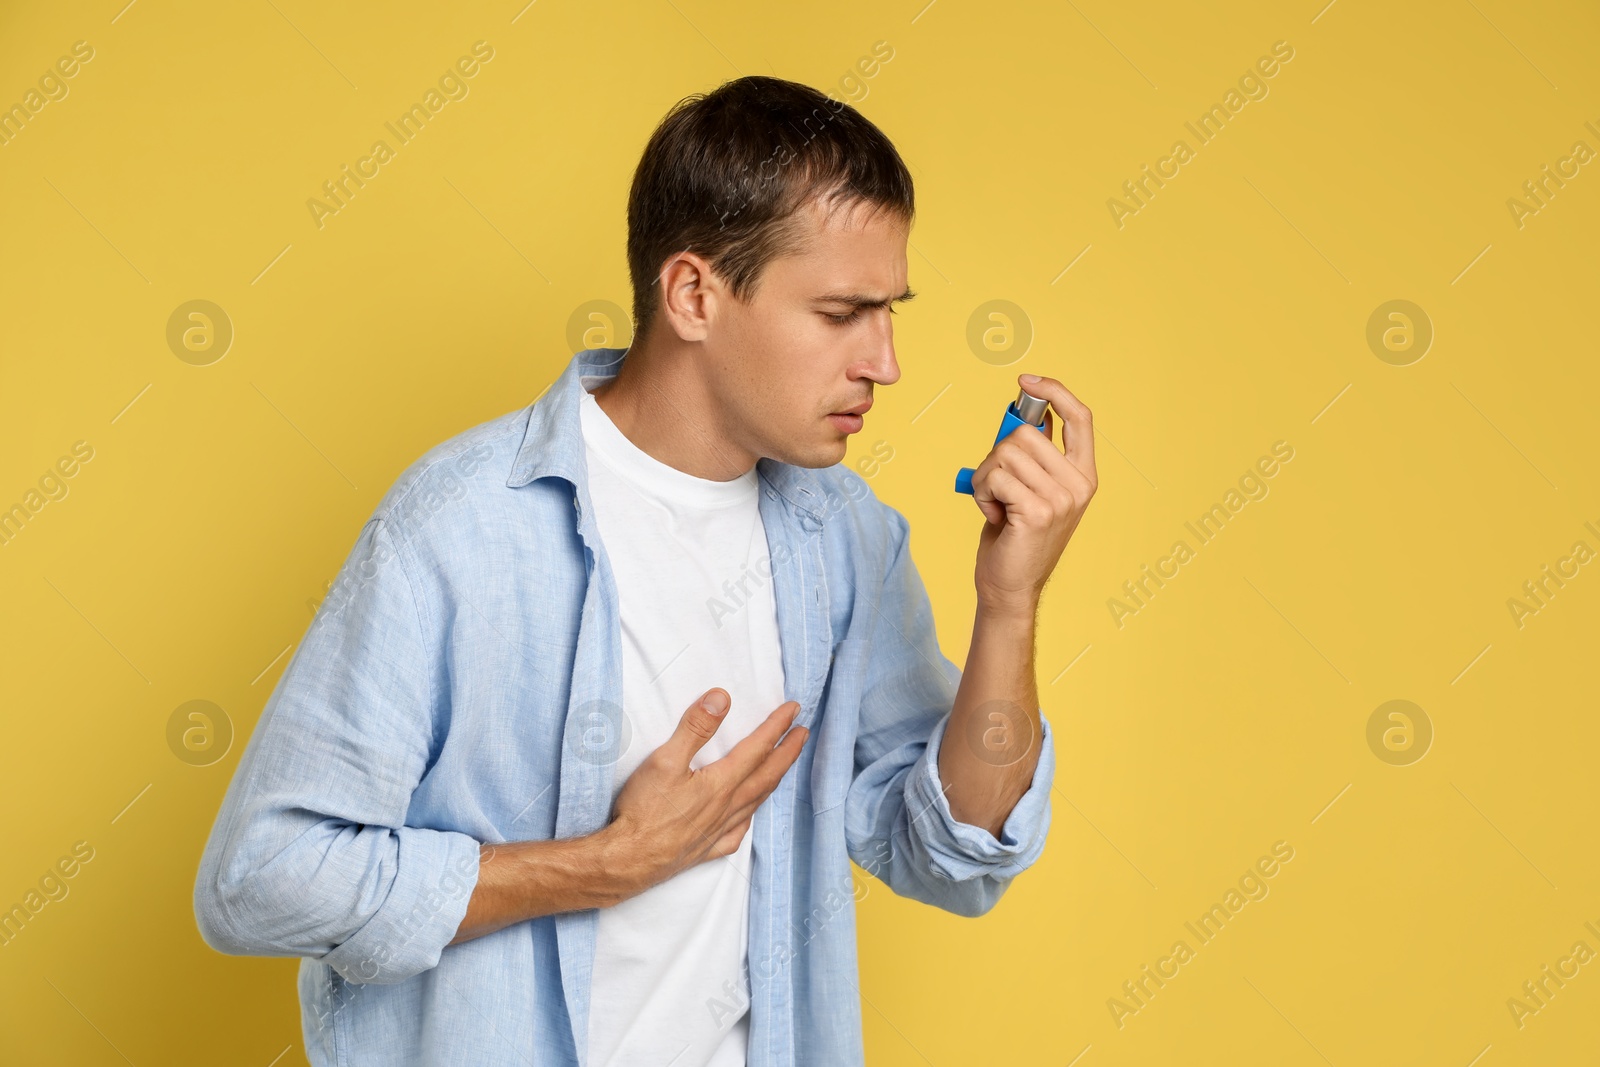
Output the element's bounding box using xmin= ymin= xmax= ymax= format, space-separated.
xmin=769 ymin=437 xmax=850 ymax=470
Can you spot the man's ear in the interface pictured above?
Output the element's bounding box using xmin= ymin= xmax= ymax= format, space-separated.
xmin=657 ymin=251 xmax=721 ymax=342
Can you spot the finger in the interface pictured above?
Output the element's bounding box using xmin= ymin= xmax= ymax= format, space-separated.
xmin=708 ymin=700 xmax=802 ymax=781
xmin=972 ymin=453 xmax=1030 ymax=525
xmin=1019 ymin=374 xmax=1095 ymax=477
xmin=977 ymin=465 xmax=1055 ymax=527
xmin=725 ymin=723 xmax=810 ymax=812
xmin=723 ymin=737 xmax=808 ymax=832
xmin=1003 ymin=418 xmax=1096 ymax=501
xmin=969 ymin=450 xmax=1008 ymax=524
xmin=720 ymin=703 xmax=806 ymax=790
xmin=991 ymin=441 xmax=1075 ymax=520
xmin=660 ymin=688 xmax=732 ymax=769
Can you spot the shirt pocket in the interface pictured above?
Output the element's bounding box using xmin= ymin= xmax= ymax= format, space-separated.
xmin=808 ymin=636 xmax=871 ymax=817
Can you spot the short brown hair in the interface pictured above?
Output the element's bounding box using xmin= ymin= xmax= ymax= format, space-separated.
xmin=626 ymin=75 xmax=915 ymax=341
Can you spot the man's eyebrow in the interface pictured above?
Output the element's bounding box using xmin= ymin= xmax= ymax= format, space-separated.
xmin=813 ymin=287 xmax=917 ymax=308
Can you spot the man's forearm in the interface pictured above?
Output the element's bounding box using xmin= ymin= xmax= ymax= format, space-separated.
xmin=447 ymin=824 xmax=647 ymax=946
xmin=937 ymin=600 xmax=1043 ymax=838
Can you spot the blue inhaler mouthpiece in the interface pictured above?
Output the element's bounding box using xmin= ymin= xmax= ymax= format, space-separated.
xmin=955 ymin=387 xmax=1050 ymax=494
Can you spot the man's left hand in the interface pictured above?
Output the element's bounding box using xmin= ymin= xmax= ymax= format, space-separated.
xmin=969 ymin=373 xmax=1098 ymax=617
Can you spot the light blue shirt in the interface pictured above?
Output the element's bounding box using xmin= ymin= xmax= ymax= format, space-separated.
xmin=193 ymin=346 xmax=1056 ymax=1066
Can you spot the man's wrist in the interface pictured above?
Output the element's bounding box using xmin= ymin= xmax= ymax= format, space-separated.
xmin=975 ymin=593 xmax=1039 ymax=626
xmin=592 ymin=817 xmax=657 ymax=905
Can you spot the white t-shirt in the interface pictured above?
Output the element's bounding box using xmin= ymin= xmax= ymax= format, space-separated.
xmin=579 ymin=387 xmax=788 ymax=1067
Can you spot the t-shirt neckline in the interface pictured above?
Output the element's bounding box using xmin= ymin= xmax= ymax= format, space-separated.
xmin=579 ymin=388 xmax=757 ymax=509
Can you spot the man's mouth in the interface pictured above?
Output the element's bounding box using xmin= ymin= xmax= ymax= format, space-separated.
xmin=827 ymin=398 xmax=871 ymax=434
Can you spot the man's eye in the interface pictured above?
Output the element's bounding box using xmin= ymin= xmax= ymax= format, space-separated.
xmin=826 ymin=309 xmax=862 ymax=325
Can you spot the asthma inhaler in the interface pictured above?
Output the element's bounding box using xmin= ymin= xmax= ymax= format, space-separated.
xmin=954 ymin=387 xmax=1051 ymax=494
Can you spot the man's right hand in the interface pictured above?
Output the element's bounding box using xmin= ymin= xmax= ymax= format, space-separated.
xmin=606 ymin=688 xmax=808 ymax=893
xmin=448 ymin=688 xmax=807 ymax=947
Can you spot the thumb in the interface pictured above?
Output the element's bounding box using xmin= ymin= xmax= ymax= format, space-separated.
xmin=663 ymin=688 xmax=731 ymax=767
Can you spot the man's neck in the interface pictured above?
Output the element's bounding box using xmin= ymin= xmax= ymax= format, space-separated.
xmin=589 ymin=337 xmax=758 ymax=482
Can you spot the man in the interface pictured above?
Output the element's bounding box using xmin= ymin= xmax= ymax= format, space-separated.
xmin=193 ymin=75 xmax=1097 ymax=1066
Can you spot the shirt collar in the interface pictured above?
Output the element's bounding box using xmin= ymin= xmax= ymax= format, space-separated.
xmin=505 ymin=346 xmax=831 ymax=525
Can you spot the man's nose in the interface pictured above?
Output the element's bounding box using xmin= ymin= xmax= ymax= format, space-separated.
xmin=866 ymin=318 xmax=901 ymax=386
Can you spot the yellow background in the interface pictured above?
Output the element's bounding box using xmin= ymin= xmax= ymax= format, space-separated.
xmin=2 ymin=0 xmax=1597 ymax=1063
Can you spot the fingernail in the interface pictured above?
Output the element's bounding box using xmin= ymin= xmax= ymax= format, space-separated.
xmin=1021 ymin=374 xmax=1041 ymax=383
xmin=702 ymin=690 xmax=729 ymax=715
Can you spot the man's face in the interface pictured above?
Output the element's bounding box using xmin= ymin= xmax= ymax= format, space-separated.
xmin=705 ymin=195 xmax=910 ymax=469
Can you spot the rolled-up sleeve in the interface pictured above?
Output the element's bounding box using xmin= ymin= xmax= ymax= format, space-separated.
xmin=843 ymin=503 xmax=1055 ymax=918
xmin=904 ymin=705 xmax=1054 ymax=876
xmin=192 ymin=515 xmax=481 ymax=985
